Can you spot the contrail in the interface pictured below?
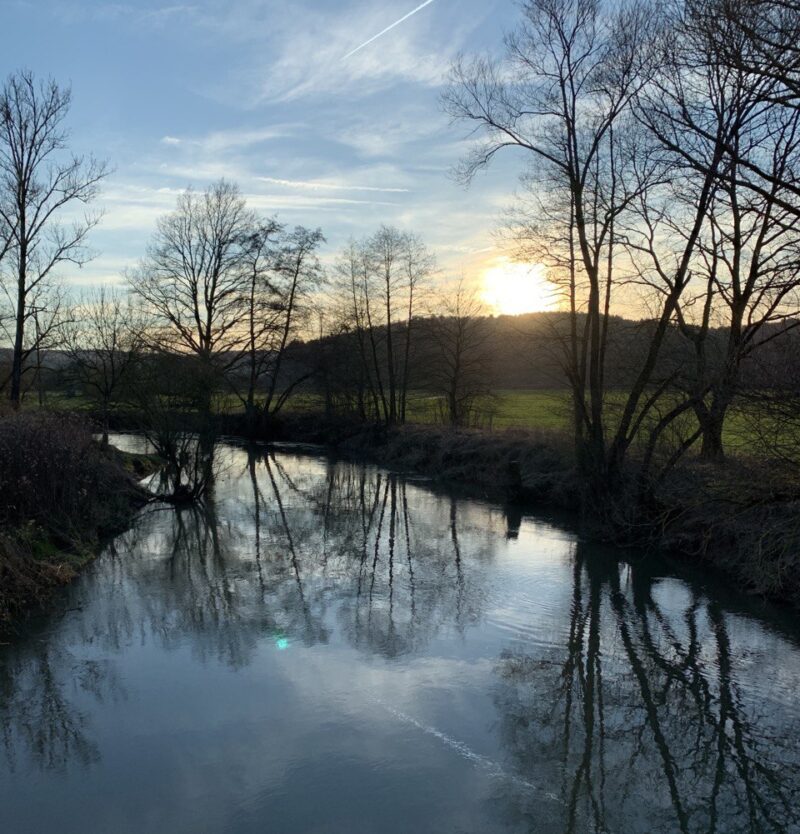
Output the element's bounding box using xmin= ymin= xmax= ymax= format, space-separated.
xmin=344 ymin=0 xmax=438 ymax=60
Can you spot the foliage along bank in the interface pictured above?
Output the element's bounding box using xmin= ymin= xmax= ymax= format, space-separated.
xmin=0 ymin=413 xmax=150 ymax=632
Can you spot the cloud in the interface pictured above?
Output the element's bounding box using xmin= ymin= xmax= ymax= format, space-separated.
xmin=193 ymin=126 xmax=291 ymax=152
xmin=11 ymin=0 xmax=516 ymax=291
xmin=158 ymin=126 xmax=290 ymax=153
xmin=247 ymin=193 xmax=400 ymax=212
xmin=95 ymin=184 xmax=183 ymax=230
xmin=257 ymin=177 xmax=410 ymax=194
xmin=50 ymin=2 xmax=199 ymax=26
xmin=210 ymin=1 xmax=456 ymax=105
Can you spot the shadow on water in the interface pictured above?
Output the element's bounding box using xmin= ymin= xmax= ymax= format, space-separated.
xmin=1 ymin=439 xmax=799 ymax=833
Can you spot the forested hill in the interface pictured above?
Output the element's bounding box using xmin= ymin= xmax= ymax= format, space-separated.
xmin=10 ymin=309 xmax=797 ymax=402
xmin=286 ymin=311 xmax=799 ymax=393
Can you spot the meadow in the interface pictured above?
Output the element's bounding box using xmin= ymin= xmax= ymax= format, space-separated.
xmin=282 ymin=388 xmax=758 ymax=452
xmin=30 ymin=386 xmax=761 ymax=455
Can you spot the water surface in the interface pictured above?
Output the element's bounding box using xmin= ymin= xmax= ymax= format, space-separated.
xmin=2 ymin=439 xmax=799 ymax=833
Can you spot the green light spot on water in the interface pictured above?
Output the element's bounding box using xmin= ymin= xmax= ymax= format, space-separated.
xmin=276 ymin=638 xmax=289 ymax=651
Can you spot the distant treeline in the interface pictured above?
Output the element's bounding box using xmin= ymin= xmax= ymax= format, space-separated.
xmin=17 ymin=306 xmax=800 ymax=424
xmin=286 ymin=311 xmax=800 ymax=394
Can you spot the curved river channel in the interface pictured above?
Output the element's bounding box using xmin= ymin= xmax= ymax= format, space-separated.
xmin=2 ymin=438 xmax=799 ymax=833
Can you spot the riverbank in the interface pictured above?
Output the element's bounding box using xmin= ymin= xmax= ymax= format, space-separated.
xmin=0 ymin=413 xmax=153 ymax=632
xmin=270 ymin=412 xmax=800 ymax=608
xmin=34 ymin=405 xmax=800 ymax=609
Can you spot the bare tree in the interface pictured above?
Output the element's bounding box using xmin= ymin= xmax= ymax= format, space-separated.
xmin=629 ymin=1 xmax=800 ymax=462
xmin=235 ymin=217 xmax=283 ymax=426
xmin=64 ymin=287 xmax=144 ymax=444
xmin=370 ymin=226 xmax=405 ymax=425
xmin=0 ymin=71 xmax=108 ymax=408
xmin=428 ymin=280 xmax=494 ymax=427
xmin=331 ymin=241 xmax=382 ymax=419
xmin=443 ymin=0 xmax=690 ymax=499
xmin=678 ymin=156 xmax=800 ymax=460
xmin=398 ymin=233 xmax=435 ymax=422
xmin=261 ymin=225 xmax=325 ymax=417
xmin=129 ymin=180 xmax=254 ymax=414
xmin=333 ymin=227 xmax=432 ymax=426
xmin=692 ymin=0 xmax=800 ymax=106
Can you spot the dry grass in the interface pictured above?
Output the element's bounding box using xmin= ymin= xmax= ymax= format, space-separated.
xmin=656 ymin=458 xmax=800 ymax=602
xmin=0 ymin=412 xmax=146 ymax=630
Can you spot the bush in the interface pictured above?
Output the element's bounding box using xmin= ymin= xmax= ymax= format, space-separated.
xmin=0 ymin=413 xmax=138 ymax=544
xmin=0 ymin=413 xmax=145 ymax=629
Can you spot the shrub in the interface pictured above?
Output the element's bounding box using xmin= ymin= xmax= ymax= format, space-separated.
xmin=0 ymin=413 xmax=145 ymax=629
xmin=0 ymin=412 xmax=138 ymax=544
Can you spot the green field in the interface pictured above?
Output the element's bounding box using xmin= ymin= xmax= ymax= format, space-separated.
xmin=284 ymin=389 xmax=762 ymax=453
xmin=402 ymin=389 xmax=571 ymax=430
xmin=25 ymin=386 xmax=768 ymax=455
xmin=274 ymin=388 xmax=571 ymax=430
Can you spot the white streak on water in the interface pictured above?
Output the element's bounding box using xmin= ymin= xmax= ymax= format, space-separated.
xmin=369 ymin=695 xmax=561 ymax=803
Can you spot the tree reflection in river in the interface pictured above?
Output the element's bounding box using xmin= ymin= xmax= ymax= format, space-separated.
xmin=2 ymin=442 xmax=800 ymax=834
xmin=493 ymin=546 xmax=800 ymax=833
xmin=0 ymin=640 xmax=120 ymax=772
xmin=0 ymin=445 xmax=496 ymax=773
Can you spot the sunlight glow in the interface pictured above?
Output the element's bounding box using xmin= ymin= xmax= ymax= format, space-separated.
xmin=481 ymin=260 xmax=557 ymax=315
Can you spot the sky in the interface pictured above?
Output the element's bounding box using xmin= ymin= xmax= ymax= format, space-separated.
xmin=2 ymin=0 xmax=537 ymax=308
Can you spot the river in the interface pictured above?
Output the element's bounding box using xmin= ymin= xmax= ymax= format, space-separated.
xmin=1 ymin=438 xmax=799 ymax=833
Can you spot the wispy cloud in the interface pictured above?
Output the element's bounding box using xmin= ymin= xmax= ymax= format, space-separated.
xmin=344 ymin=0 xmax=438 ymax=59
xmin=159 ymin=126 xmax=290 ymax=152
xmin=7 ymin=0 xmax=516 ymax=290
xmin=217 ymin=1 xmax=456 ymax=104
xmin=51 ymin=2 xmax=198 ymax=26
xmin=247 ymin=194 xmax=400 ymax=211
xmin=258 ymin=177 xmax=410 ymax=193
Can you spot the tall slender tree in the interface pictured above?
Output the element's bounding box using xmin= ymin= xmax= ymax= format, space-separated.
xmin=443 ymin=0 xmax=676 ymax=497
xmin=334 ymin=227 xmax=432 ymax=425
xmin=0 ymin=71 xmax=107 ymax=407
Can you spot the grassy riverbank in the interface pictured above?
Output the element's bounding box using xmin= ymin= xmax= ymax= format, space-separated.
xmin=273 ymin=412 xmax=800 ymax=607
xmin=11 ymin=403 xmax=799 ymax=612
xmin=0 ymin=413 xmax=151 ymax=632
xmin=34 ymin=387 xmax=766 ymax=453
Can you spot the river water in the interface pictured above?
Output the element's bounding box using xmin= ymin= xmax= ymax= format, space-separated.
xmin=1 ymin=438 xmax=799 ymax=833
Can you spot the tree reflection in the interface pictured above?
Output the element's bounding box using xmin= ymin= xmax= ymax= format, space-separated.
xmin=3 ymin=438 xmax=799 ymax=834
xmin=0 ymin=445 xmax=494 ymax=772
xmin=493 ymin=545 xmax=800 ymax=833
xmin=0 ymin=640 xmax=117 ymax=772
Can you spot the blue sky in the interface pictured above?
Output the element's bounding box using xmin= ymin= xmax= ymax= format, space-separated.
xmin=2 ymin=0 xmax=528 ymax=296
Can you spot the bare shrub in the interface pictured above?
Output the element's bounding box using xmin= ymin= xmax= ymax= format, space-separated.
xmin=0 ymin=412 xmax=138 ymax=543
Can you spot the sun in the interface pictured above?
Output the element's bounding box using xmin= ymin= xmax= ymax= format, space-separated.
xmin=481 ymin=260 xmax=557 ymax=315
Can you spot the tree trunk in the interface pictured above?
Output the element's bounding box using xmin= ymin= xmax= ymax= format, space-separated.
xmin=698 ymin=387 xmax=733 ymax=462
xmin=699 ymin=416 xmax=726 ymax=461
xmin=10 ymin=246 xmax=26 ymax=409
xmin=101 ymin=400 xmax=110 ymax=447
xmin=385 ymin=281 xmax=396 ymax=425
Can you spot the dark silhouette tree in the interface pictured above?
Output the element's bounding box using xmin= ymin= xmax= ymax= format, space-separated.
xmin=0 ymin=71 xmax=107 ymax=407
